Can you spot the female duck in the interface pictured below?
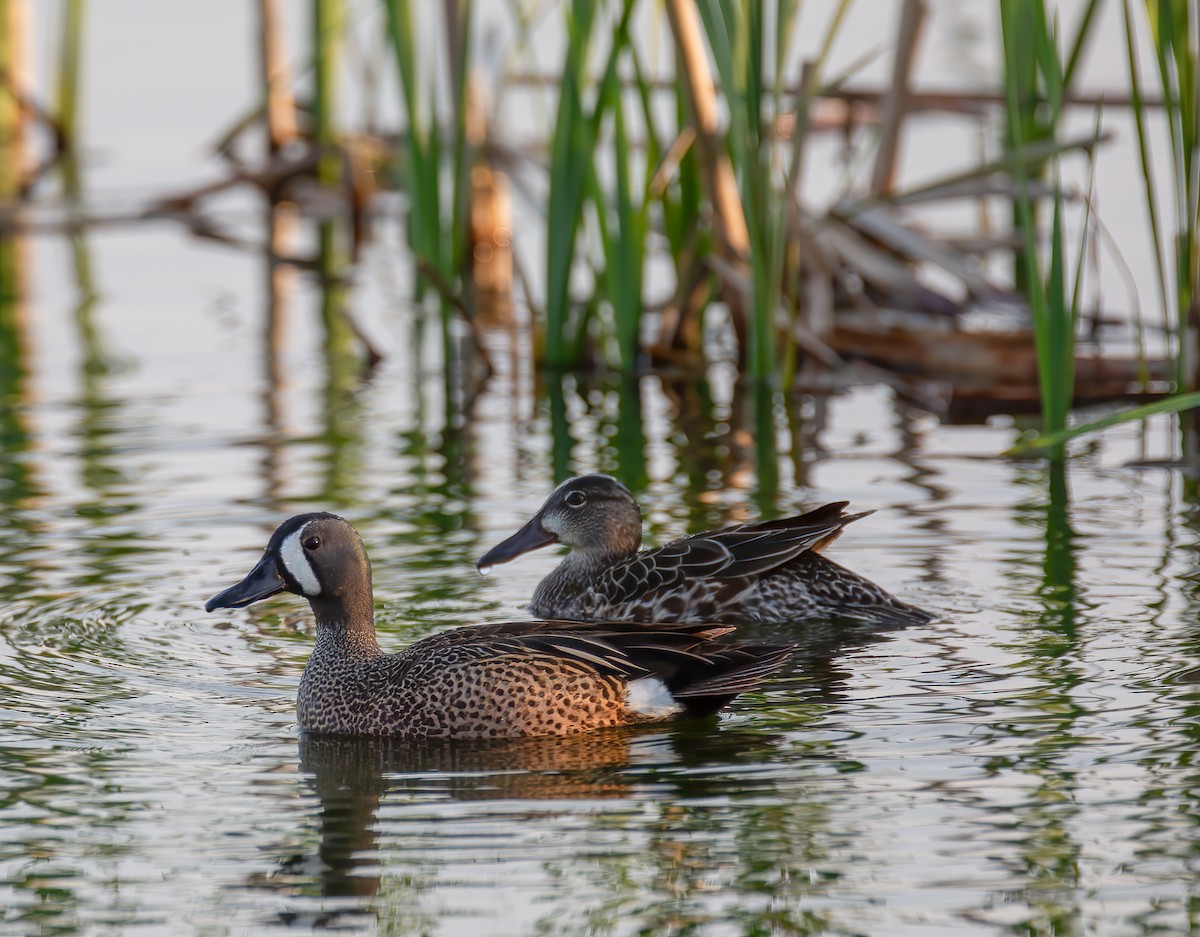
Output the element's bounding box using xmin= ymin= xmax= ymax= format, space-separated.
xmin=206 ymin=512 xmax=792 ymax=739
xmin=477 ymin=475 xmax=932 ymax=627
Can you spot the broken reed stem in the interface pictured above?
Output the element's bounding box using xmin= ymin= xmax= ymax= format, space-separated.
xmin=260 ymin=0 xmax=299 ymax=154
xmin=0 ymin=0 xmax=27 ymax=201
xmin=870 ymin=0 xmax=924 ymax=195
xmin=664 ymin=0 xmax=750 ymax=266
xmin=663 ymin=0 xmax=750 ymax=356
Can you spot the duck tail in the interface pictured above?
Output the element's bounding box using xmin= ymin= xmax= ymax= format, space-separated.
xmin=665 ymin=643 xmax=795 ymax=718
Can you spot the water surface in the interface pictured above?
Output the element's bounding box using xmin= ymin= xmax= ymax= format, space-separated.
xmin=2 ymin=5 xmax=1199 ymax=935
xmin=3 ymin=225 xmax=1198 ymax=935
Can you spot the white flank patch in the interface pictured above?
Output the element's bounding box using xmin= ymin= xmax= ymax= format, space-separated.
xmin=625 ymin=677 xmax=683 ymax=718
xmin=280 ymin=528 xmax=321 ymax=596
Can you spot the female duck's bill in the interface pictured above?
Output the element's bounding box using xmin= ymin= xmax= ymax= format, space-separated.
xmin=206 ymin=511 xmax=795 ymax=739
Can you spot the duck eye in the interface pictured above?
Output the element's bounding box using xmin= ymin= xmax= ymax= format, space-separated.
xmin=565 ymin=491 xmax=587 ymax=508
xmin=303 ymin=535 xmax=321 ymax=551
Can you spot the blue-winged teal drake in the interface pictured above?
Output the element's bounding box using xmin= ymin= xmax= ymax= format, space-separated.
xmin=205 ymin=512 xmax=793 ymax=739
xmin=477 ymin=475 xmax=933 ymax=627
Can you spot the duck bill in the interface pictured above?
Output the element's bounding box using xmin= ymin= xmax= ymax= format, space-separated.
xmin=205 ymin=553 xmax=286 ymax=612
xmin=477 ymin=517 xmax=557 ymax=569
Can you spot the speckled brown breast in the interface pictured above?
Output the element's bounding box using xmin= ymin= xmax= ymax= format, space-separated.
xmin=298 ymin=652 xmax=650 ymax=739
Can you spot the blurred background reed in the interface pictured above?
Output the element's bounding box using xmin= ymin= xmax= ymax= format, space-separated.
xmin=0 ymin=0 xmax=1196 ymax=463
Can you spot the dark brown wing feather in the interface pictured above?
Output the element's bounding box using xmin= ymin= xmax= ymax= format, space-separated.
xmin=402 ymin=620 xmax=792 ymax=717
xmin=599 ymin=502 xmax=870 ymax=604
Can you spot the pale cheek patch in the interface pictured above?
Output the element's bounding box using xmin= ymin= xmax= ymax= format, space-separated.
xmin=625 ymin=677 xmax=682 ymax=718
xmin=280 ymin=529 xmax=321 ymax=596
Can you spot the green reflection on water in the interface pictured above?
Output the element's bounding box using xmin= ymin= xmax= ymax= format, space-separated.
xmin=751 ymin=380 xmax=780 ymax=510
xmin=0 ymin=233 xmax=31 ymax=496
xmin=604 ymin=374 xmax=647 ymax=490
xmin=988 ymin=460 xmax=1086 ymax=935
xmin=548 ymin=371 xmax=574 ymax=484
xmin=316 ymin=218 xmax=366 ymax=506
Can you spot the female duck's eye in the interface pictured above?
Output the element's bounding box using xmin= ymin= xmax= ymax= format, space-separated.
xmin=303 ymin=535 xmax=321 ymax=551
xmin=565 ymin=491 xmax=587 ymax=508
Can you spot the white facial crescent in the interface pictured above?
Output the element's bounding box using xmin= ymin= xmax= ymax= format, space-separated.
xmin=280 ymin=527 xmax=322 ymax=596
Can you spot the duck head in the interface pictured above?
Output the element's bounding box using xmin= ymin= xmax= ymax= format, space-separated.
xmin=205 ymin=513 xmax=373 ymax=621
xmin=476 ymin=474 xmax=643 ymax=570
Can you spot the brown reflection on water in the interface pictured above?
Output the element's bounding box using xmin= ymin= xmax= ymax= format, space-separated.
xmin=259 ymin=197 xmax=298 ymax=503
xmin=505 ymin=726 xmax=824 ymax=936
xmin=254 ymin=729 xmax=643 ymax=925
xmin=270 ymin=725 xmax=800 ymax=930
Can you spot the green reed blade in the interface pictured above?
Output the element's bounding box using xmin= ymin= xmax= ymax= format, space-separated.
xmin=57 ymin=0 xmax=84 ymax=152
xmin=313 ymin=0 xmax=342 ymax=189
xmin=607 ymin=88 xmax=646 ymax=370
xmin=1123 ymin=0 xmax=1172 ymax=365
xmin=384 ymin=0 xmax=441 ymax=282
xmin=1001 ymin=0 xmax=1077 ymax=444
xmin=1143 ymin=0 xmax=1198 ymax=388
xmin=1007 ymin=391 xmax=1200 ymax=454
xmin=447 ymin=0 xmax=473 ymax=276
xmin=586 ymin=4 xmax=645 ymax=370
xmin=544 ymin=0 xmax=600 ymax=367
xmin=1063 ymin=0 xmax=1104 ymax=88
xmin=695 ymin=0 xmax=770 ymax=378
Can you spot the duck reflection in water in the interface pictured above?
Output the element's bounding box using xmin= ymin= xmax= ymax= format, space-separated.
xmin=237 ymin=728 xmax=732 ymax=925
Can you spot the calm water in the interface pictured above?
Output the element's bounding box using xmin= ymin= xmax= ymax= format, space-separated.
xmin=2 ymin=4 xmax=1199 ymax=936
xmin=2 ymin=212 xmax=1198 ymax=937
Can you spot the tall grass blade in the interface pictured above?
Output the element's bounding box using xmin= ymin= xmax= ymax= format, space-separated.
xmin=1000 ymin=0 xmax=1077 ymax=449
xmin=383 ymin=0 xmax=442 ymax=283
xmin=57 ymin=0 xmax=83 ymax=155
xmin=312 ymin=2 xmax=356 ymax=385
xmin=1007 ymin=391 xmax=1200 ymax=454
xmin=544 ymin=1 xmax=600 ymax=368
xmin=589 ymin=5 xmax=645 ymax=371
xmin=1122 ymin=0 xmax=1172 ymax=365
xmin=1143 ymin=0 xmax=1198 ymax=389
xmin=313 ymin=0 xmax=342 ymax=191
xmin=695 ymin=0 xmax=853 ymax=381
xmin=605 ymin=93 xmax=645 ymax=369
xmin=647 ymin=57 xmax=705 ymax=267
xmin=1063 ymin=0 xmax=1104 ymax=87
xmin=445 ymin=1 xmax=473 ymax=277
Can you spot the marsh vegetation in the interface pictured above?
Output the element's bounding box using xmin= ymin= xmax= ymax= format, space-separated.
xmin=0 ymin=3 xmax=1198 ymax=934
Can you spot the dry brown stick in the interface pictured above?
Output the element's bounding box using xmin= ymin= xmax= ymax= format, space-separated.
xmin=664 ymin=0 xmax=749 ymax=260
xmin=870 ymin=0 xmax=924 ymax=195
xmin=663 ymin=0 xmax=751 ymax=357
xmin=148 ymin=149 xmax=319 ymax=214
xmin=259 ymin=0 xmax=300 ymax=153
xmin=508 ymin=72 xmax=1167 ymax=113
xmin=0 ymin=1 xmax=31 ymax=197
xmin=0 ymin=66 xmax=65 ymax=156
xmin=648 ymin=126 xmax=696 ymax=197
